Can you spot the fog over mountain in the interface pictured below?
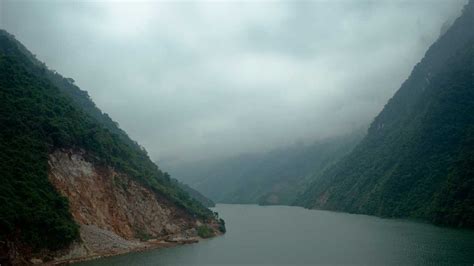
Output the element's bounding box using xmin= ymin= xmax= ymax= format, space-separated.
xmin=0 ymin=0 xmax=466 ymax=163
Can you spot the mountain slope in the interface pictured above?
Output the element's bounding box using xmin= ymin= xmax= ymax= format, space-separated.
xmin=169 ymin=130 xmax=363 ymax=205
xmin=295 ymin=1 xmax=474 ymax=228
xmin=0 ymin=30 xmax=223 ymax=264
xmin=176 ymin=181 xmax=216 ymax=207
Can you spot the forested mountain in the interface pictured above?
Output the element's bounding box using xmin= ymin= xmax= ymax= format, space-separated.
xmin=0 ymin=30 xmax=222 ymax=263
xmin=176 ymin=181 xmax=216 ymax=207
xmin=295 ymin=1 xmax=474 ymax=228
xmin=168 ymin=130 xmax=363 ymax=205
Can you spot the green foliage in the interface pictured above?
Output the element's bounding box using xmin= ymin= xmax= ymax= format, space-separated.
xmin=295 ymin=2 xmax=474 ymax=228
xmin=218 ymin=218 xmax=226 ymax=233
xmin=197 ymin=225 xmax=214 ymax=238
xmin=0 ymin=35 xmax=80 ymax=249
xmin=0 ymin=30 xmax=213 ymax=251
xmin=175 ymin=180 xmax=215 ymax=207
xmin=134 ymin=228 xmax=152 ymax=241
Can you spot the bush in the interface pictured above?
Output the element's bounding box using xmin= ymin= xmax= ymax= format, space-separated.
xmin=197 ymin=225 xmax=214 ymax=238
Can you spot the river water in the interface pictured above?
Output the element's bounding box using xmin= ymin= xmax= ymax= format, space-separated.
xmin=77 ymin=204 xmax=474 ymax=265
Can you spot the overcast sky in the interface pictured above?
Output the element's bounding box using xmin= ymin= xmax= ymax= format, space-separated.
xmin=0 ymin=0 xmax=467 ymax=163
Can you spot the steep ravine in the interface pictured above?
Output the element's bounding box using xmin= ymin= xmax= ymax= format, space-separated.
xmin=38 ymin=149 xmax=222 ymax=264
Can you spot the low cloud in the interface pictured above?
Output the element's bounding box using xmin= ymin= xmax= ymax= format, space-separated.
xmin=0 ymin=0 xmax=466 ymax=163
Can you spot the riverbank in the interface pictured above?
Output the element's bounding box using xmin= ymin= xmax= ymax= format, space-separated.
xmin=53 ymin=237 xmax=200 ymax=265
xmin=27 ymin=224 xmax=222 ymax=265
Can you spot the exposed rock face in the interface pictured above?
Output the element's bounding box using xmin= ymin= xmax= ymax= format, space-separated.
xmin=47 ymin=149 xmax=213 ymax=262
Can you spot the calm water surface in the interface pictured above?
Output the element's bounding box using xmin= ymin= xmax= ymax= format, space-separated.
xmin=77 ymin=204 xmax=474 ymax=265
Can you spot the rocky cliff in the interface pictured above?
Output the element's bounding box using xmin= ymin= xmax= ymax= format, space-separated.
xmin=43 ymin=149 xmax=221 ymax=264
xmin=49 ymin=149 xmax=197 ymax=240
xmin=3 ymin=149 xmax=224 ymax=265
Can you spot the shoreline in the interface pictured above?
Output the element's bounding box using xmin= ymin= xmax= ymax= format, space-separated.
xmin=52 ymin=236 xmax=209 ymax=265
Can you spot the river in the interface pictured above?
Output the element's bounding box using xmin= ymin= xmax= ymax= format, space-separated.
xmin=77 ymin=204 xmax=474 ymax=265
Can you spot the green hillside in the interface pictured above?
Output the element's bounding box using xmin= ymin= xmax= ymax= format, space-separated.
xmin=295 ymin=1 xmax=474 ymax=228
xmin=177 ymin=182 xmax=216 ymax=208
xmin=0 ymin=30 xmax=213 ymax=252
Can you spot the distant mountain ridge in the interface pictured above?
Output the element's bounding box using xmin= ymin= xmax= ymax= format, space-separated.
xmin=295 ymin=0 xmax=474 ymax=228
xmin=169 ymin=130 xmax=364 ymax=206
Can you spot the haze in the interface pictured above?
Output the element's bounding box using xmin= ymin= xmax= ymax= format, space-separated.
xmin=0 ymin=0 xmax=466 ymax=164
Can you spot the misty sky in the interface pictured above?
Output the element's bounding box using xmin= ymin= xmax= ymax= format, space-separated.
xmin=0 ymin=0 xmax=467 ymax=163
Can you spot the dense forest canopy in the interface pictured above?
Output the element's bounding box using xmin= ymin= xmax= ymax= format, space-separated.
xmin=295 ymin=1 xmax=474 ymax=228
xmin=0 ymin=30 xmax=213 ymax=251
